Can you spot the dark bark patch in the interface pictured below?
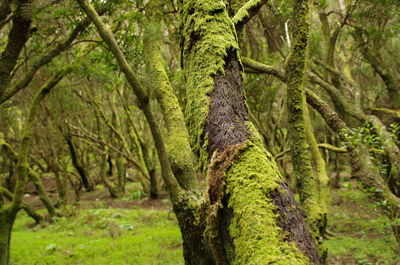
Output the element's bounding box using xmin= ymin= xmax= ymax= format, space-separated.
xmin=206 ymin=52 xmax=250 ymax=156
xmin=272 ymin=182 xmax=323 ymax=264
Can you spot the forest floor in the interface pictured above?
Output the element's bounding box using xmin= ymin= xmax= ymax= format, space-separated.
xmin=10 ymin=180 xmax=400 ymax=265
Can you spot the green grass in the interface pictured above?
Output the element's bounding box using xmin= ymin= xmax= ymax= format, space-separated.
xmin=9 ymin=179 xmax=400 ymax=264
xmin=11 ymin=207 xmax=184 ymax=265
xmin=324 ymin=180 xmax=400 ymax=265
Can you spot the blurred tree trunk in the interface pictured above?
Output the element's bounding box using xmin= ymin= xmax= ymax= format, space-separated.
xmin=307 ymin=90 xmax=400 ymax=245
xmin=65 ymin=134 xmax=94 ymax=192
xmin=285 ymin=0 xmax=329 ymax=252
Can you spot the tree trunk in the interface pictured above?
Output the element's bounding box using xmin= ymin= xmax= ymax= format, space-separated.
xmin=116 ymin=157 xmax=126 ymax=194
xmin=65 ymin=135 xmax=94 ymax=192
xmin=78 ymin=1 xmax=321 ymax=262
xmin=286 ymin=0 xmax=328 ymax=249
xmin=179 ymin=1 xmax=321 ymax=263
xmin=100 ymin=154 xmax=121 ymax=199
xmin=0 ymin=213 xmax=12 ymax=265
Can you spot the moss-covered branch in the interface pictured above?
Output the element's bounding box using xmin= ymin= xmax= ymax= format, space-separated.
xmin=242 ymin=56 xmax=286 ymax=82
xmin=0 ymin=187 xmax=42 ymax=224
xmin=232 ymin=0 xmax=268 ymax=31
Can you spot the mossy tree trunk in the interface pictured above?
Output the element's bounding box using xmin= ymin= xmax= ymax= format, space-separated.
xmin=179 ymin=0 xmax=321 ymax=263
xmin=285 ymin=0 xmax=329 ymax=250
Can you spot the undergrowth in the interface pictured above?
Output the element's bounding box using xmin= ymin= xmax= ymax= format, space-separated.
xmin=324 ymin=179 xmax=400 ymax=265
xmin=9 ymin=178 xmax=400 ymax=265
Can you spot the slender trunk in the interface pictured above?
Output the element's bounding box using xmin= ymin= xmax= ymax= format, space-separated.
xmin=78 ymin=1 xmax=214 ymax=264
xmin=285 ymin=0 xmax=328 ymax=250
xmin=143 ymin=8 xmax=198 ymax=190
xmin=141 ymin=139 xmax=159 ymax=199
xmin=100 ymin=155 xmax=120 ymax=199
xmin=116 ymin=157 xmax=126 ymax=194
xmin=65 ymin=135 xmax=94 ymax=192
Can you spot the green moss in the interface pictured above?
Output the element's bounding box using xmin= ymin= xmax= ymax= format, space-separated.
xmin=231 ymin=0 xmax=263 ymax=25
xmin=225 ymin=141 xmax=309 ymax=265
xmin=179 ymin=0 xmax=239 ymax=172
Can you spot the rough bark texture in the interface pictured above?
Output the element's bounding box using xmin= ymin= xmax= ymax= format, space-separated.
xmin=206 ymin=56 xmax=250 ymax=155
